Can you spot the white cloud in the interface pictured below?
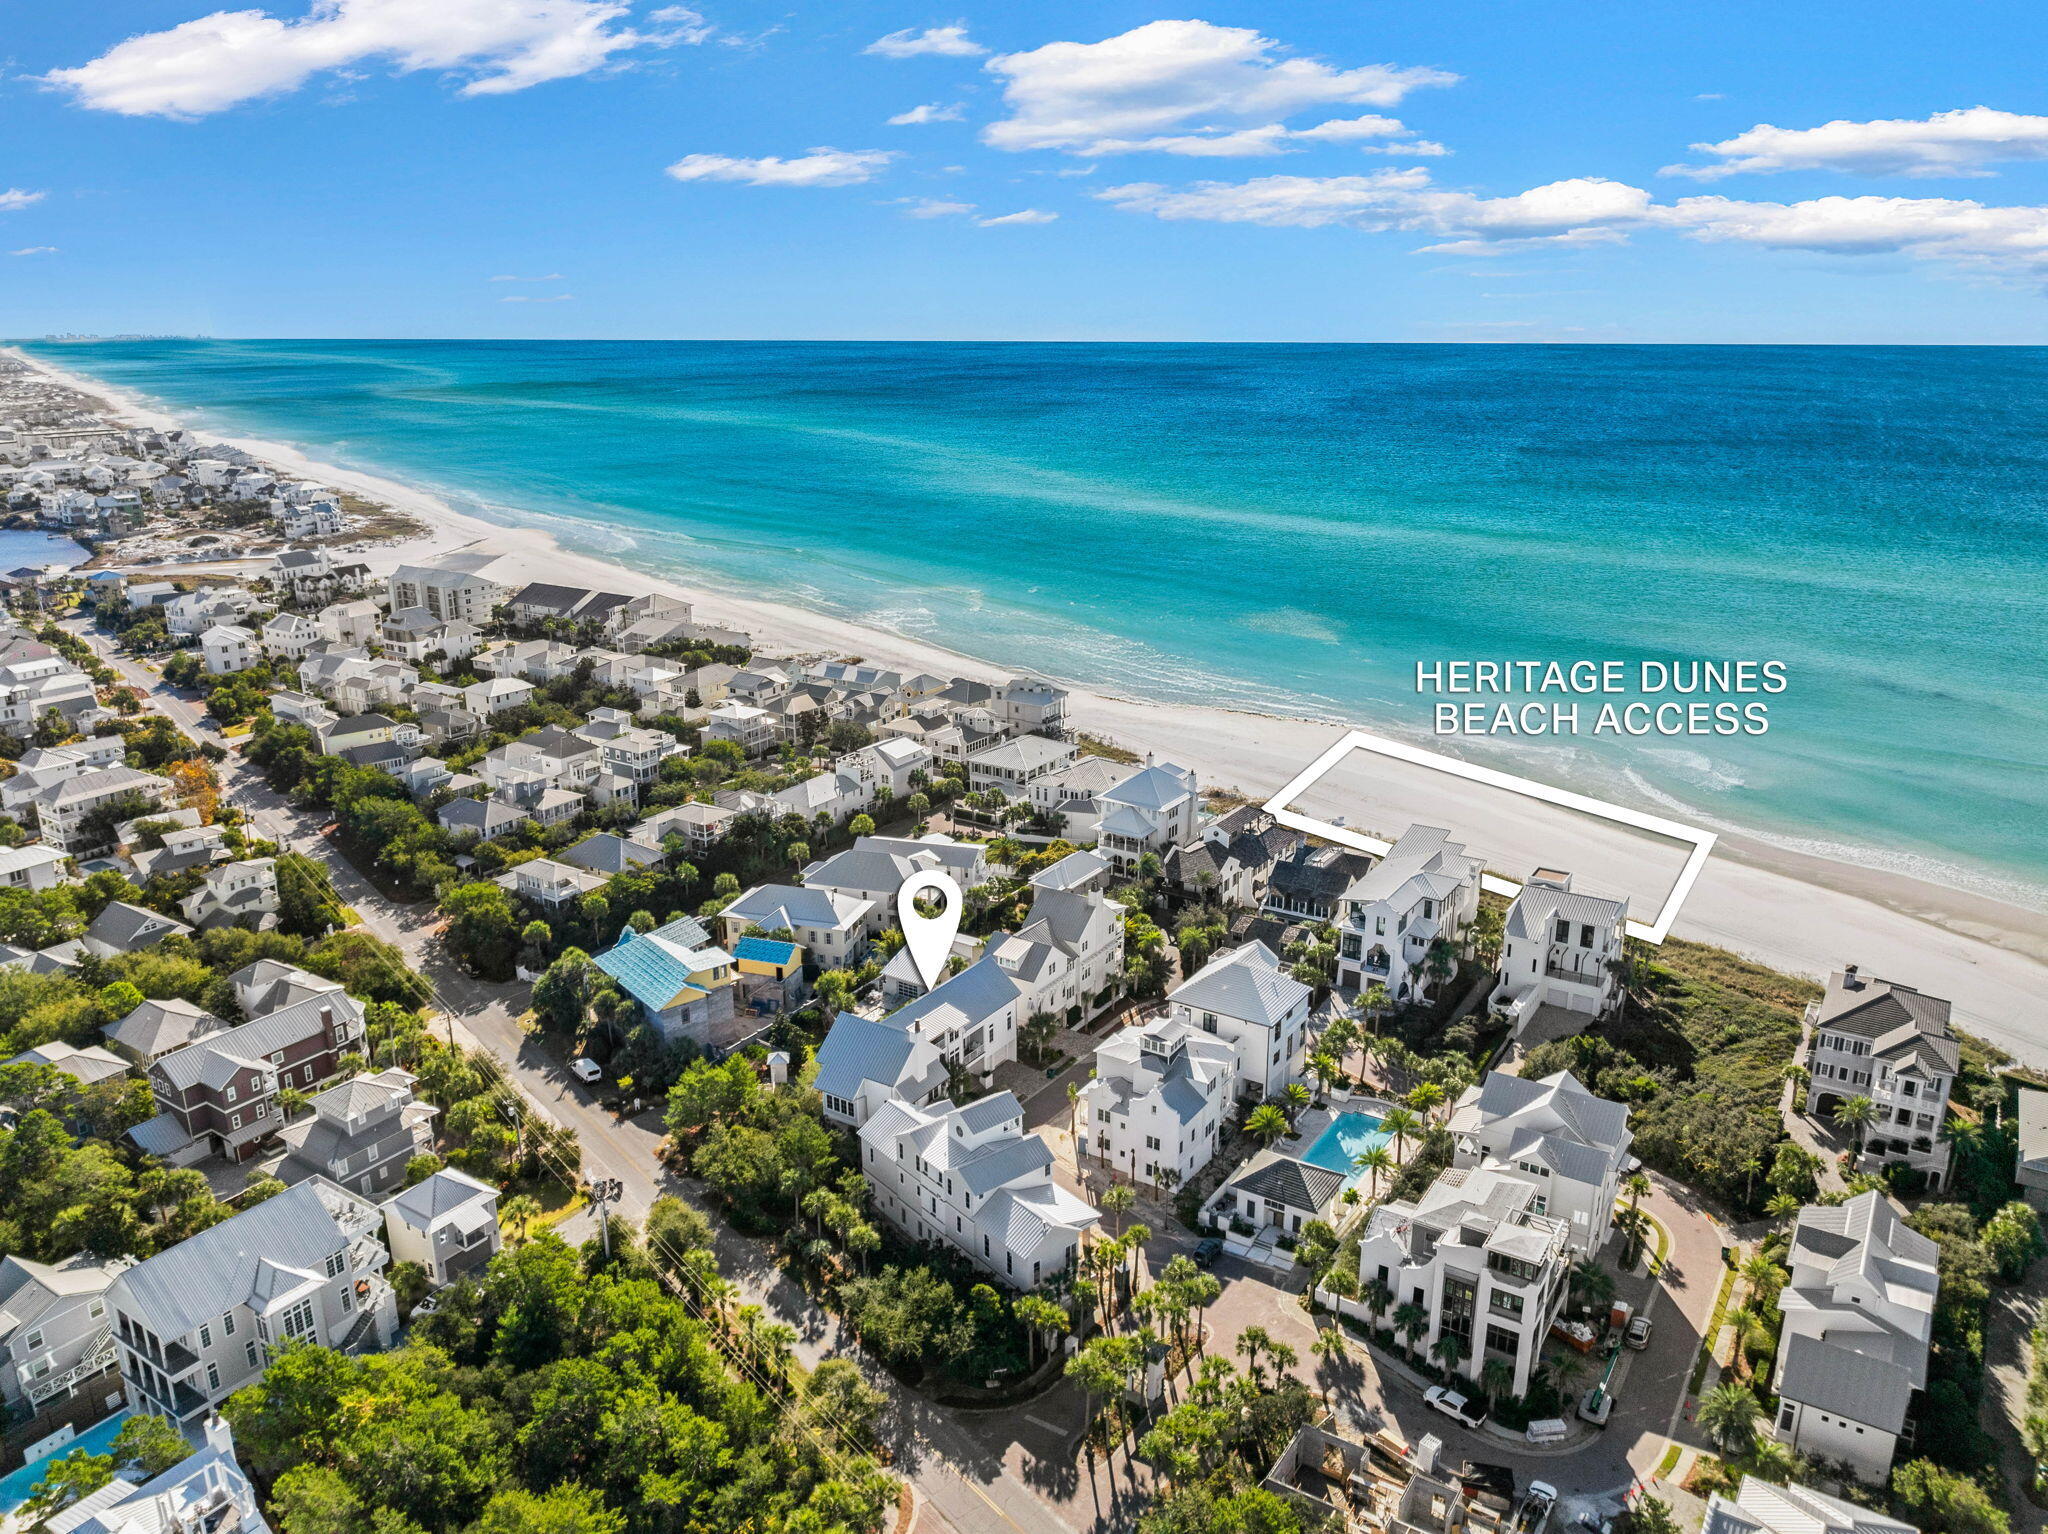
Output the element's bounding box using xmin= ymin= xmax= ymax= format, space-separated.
xmin=0 ymin=190 xmax=46 ymax=211
xmin=1099 ymin=163 xmax=2048 ymax=277
xmin=977 ymin=208 xmax=1056 ymax=225
xmin=501 ymin=292 xmax=576 ymax=302
xmin=1074 ymin=113 xmax=1424 ymax=159
xmin=982 ymin=20 xmax=1455 ymax=156
xmin=866 ymin=24 xmax=983 ymax=59
xmin=1666 ymin=107 xmax=2048 ymax=180
xmin=665 ymin=147 xmax=896 ymax=187
xmin=10 ymin=246 xmax=57 ymax=255
xmin=489 ymin=271 xmax=566 ymax=281
xmin=888 ymin=101 xmax=964 ymax=125
xmin=42 ymin=0 xmax=700 ymax=118
xmin=896 ymin=197 xmax=976 ymax=218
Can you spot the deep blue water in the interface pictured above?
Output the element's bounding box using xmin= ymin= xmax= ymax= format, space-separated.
xmin=22 ymin=339 xmax=2048 ymax=905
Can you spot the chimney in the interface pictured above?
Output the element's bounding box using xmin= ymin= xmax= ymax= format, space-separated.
xmin=1843 ymin=964 xmax=1862 ymax=989
xmin=320 ymin=1005 xmax=334 ymax=1034
xmin=202 ymin=1411 xmax=235 ymax=1455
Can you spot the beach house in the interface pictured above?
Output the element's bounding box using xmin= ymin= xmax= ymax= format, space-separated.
xmin=1165 ymin=941 xmax=1314 ymax=1101
xmin=1488 ymin=869 xmax=1630 ymax=1035
xmin=1077 ymin=1014 xmax=1237 ymax=1193
xmin=1446 ymin=1070 xmax=1634 ymax=1254
xmin=1770 ymin=1191 xmax=1938 ymax=1481
xmin=858 ymin=1090 xmax=1098 ymax=1290
xmin=0 ymin=1251 xmax=132 ymax=1422
xmin=592 ymin=916 xmax=741 ymax=1049
xmin=1803 ymin=966 xmax=1958 ymax=1190
xmin=1334 ymin=825 xmax=1480 ymax=1002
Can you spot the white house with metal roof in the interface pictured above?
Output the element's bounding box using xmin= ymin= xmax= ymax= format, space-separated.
xmin=45 ymin=1415 xmax=272 ymax=1534
xmin=1445 ymin=1069 xmax=1633 ymax=1255
xmin=107 ymin=1177 xmax=396 ymax=1430
xmin=967 ymin=734 xmax=1079 ymax=799
xmin=814 ymin=1013 xmax=951 ymax=1128
xmin=1078 ymin=1014 xmax=1237 ymax=1193
xmin=873 ymin=953 xmax=1027 ymax=1089
xmin=1804 ymin=966 xmax=1959 ymax=1190
xmin=719 ymin=883 xmax=878 ymax=968
xmin=1769 ymin=1190 xmax=1938 ymax=1482
xmin=1091 ymin=760 xmax=1200 ymax=874
xmin=858 ymin=1089 xmax=1098 ymax=1289
xmin=1488 ymin=869 xmax=1629 ymax=1033
xmin=1165 ymin=941 xmax=1313 ymax=1101
xmin=1334 ymin=825 xmax=1479 ymax=1002
xmin=1700 ymin=1475 xmax=1916 ymax=1534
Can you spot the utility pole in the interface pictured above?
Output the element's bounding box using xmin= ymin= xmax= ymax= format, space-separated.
xmin=588 ymin=1177 xmax=624 ymax=1259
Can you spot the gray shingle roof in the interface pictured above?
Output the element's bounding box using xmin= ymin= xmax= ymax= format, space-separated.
xmin=1228 ymin=1153 xmax=1345 ymax=1214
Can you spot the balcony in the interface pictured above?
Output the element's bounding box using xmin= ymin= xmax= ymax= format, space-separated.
xmin=1544 ymin=961 xmax=1605 ymax=985
xmin=25 ymin=1330 xmax=116 ymax=1406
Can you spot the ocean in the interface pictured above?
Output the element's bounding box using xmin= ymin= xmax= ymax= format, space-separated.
xmin=22 ymin=338 xmax=2048 ymax=908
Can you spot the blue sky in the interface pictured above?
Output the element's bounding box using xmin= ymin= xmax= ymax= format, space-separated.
xmin=11 ymin=0 xmax=2048 ymax=342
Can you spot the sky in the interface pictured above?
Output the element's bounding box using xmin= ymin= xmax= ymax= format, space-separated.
xmin=10 ymin=0 xmax=2048 ymax=342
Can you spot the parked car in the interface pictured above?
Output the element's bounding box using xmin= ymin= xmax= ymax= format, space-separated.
xmin=1425 ymin=1386 xmax=1488 ymax=1430
xmin=570 ymin=1057 xmax=602 ymax=1083
xmin=1192 ymin=1237 xmax=1224 ymax=1268
xmin=1625 ymin=1315 xmax=1653 ymax=1351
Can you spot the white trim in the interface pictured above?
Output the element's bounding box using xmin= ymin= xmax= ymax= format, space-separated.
xmin=1261 ymin=728 xmax=1715 ymax=945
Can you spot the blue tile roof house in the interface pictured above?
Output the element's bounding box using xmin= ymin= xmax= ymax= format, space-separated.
xmin=593 ymin=916 xmax=741 ymax=1051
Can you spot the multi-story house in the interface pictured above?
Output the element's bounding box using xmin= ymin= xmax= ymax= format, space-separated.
xmin=107 ymin=1178 xmax=396 ymax=1431
xmin=180 ymin=856 xmax=279 ymax=931
xmin=858 ymin=1090 xmax=1098 ymax=1289
xmin=814 ymin=1013 xmax=951 ymax=1128
xmin=0 ymin=735 xmax=126 ymax=818
xmin=1092 ymin=760 xmax=1201 ymax=874
xmin=380 ymin=607 xmax=480 ymax=664
xmin=387 ymin=562 xmax=506 ymax=625
xmin=0 ymin=1252 xmax=132 ymax=1421
xmin=1262 ymin=842 xmax=1376 ymax=925
xmin=703 ymin=700 xmax=780 ymax=756
xmin=992 ymin=676 xmax=1069 ymax=739
xmin=381 ymin=1168 xmax=502 ymax=1288
xmin=636 ymin=800 xmax=736 ymax=854
xmin=592 ymin=915 xmax=740 ymax=1048
xmin=277 ymin=1069 xmax=438 ymax=1199
xmin=258 ymin=612 xmax=322 ymax=663
xmin=1771 ymin=1191 xmax=1938 ymax=1482
xmin=31 ymin=767 xmax=174 ymax=856
xmin=461 ymin=676 xmax=535 ymax=717
xmin=967 ymin=734 xmax=1079 ymax=799
xmin=1488 ymin=869 xmax=1629 ymax=1033
xmin=1027 ymin=757 xmax=1130 ymax=839
xmin=844 ymin=736 xmax=931 ymax=799
xmin=507 ymin=857 xmax=609 ymax=906
xmin=1078 ymin=1015 xmax=1237 ymax=1193
xmin=720 ymin=883 xmax=879 ymax=968
xmin=1352 ymin=1164 xmax=1574 ymax=1399
xmin=0 ymin=843 xmax=71 ymax=892
xmin=199 ymin=624 xmax=259 ymax=677
xmin=1444 ymin=1070 xmax=1633 ymax=1255
xmin=574 ymin=708 xmax=684 ymax=791
xmin=46 ymin=1415 xmax=273 ymax=1534
xmin=981 ymin=881 xmax=1126 ymax=1022
xmin=1334 ymin=825 xmax=1480 ymax=1001
xmin=316 ymin=599 xmax=381 ymax=648
xmin=1804 ymin=966 xmax=1958 ymax=1190
xmin=870 ymin=954 xmax=1026 ymax=1091
xmin=1165 ymin=941 xmax=1313 ymax=1100
xmin=0 ymin=641 xmax=100 ymax=736
xmin=146 ymin=983 xmax=366 ymax=1161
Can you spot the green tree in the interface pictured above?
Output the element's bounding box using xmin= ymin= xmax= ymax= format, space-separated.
xmin=111 ymin=1413 xmax=193 ymax=1477
xmin=1892 ymin=1460 xmax=2010 ymax=1534
xmin=1244 ymin=1104 xmax=1289 ymax=1147
xmin=1696 ymin=1381 xmax=1763 ymax=1453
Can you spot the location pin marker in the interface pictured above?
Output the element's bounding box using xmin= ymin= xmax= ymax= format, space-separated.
xmin=897 ymin=869 xmax=963 ymax=991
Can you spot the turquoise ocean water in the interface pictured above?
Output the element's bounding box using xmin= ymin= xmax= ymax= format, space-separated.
xmin=21 ymin=339 xmax=2048 ymax=906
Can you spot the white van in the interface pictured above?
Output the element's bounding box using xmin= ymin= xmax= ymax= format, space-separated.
xmin=570 ymin=1057 xmax=602 ymax=1084
xmin=1524 ymin=1419 xmax=1569 ymax=1446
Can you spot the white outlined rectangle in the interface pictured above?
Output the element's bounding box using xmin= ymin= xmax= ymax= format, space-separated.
xmin=1261 ymin=728 xmax=1715 ymax=944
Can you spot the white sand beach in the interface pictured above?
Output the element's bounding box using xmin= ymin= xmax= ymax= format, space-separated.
xmin=20 ymin=347 xmax=2048 ymax=1065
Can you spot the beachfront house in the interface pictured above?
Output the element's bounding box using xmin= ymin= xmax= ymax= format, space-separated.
xmin=967 ymin=734 xmax=1078 ymax=799
xmin=1091 ymin=760 xmax=1201 ymax=873
xmin=1334 ymin=825 xmax=1480 ymax=1003
xmin=1165 ymin=941 xmax=1313 ymax=1101
xmin=858 ymin=1090 xmax=1098 ymax=1290
xmin=387 ymin=562 xmax=507 ymax=625
xmin=1488 ymin=869 xmax=1629 ymax=1034
xmin=1803 ymin=966 xmax=1958 ymax=1191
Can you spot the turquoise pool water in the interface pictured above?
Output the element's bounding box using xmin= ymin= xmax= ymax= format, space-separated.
xmin=1301 ymin=1112 xmax=1391 ymax=1179
xmin=0 ymin=1411 xmax=130 ymax=1513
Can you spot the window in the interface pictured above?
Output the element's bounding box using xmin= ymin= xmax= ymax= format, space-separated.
xmin=88 ymin=1300 xmax=105 ymax=1320
xmin=1778 ymin=1404 xmax=1795 ymax=1430
xmin=325 ymin=1252 xmax=345 ymax=1278
xmin=279 ymin=1299 xmax=317 ymax=1341
xmin=206 ymin=1362 xmax=220 ymax=1391
xmin=223 ymin=1313 xmax=236 ymax=1337
xmin=340 ymin=1285 xmax=353 ymax=1313
xmin=1484 ymin=1325 xmax=1520 ymax=1358
xmin=24 ymin=1329 xmax=42 ymax=1351
xmin=199 ymin=1323 xmax=213 ymax=1349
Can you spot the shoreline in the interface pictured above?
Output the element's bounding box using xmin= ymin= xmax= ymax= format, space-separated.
xmin=15 ymin=345 xmax=2048 ymax=1063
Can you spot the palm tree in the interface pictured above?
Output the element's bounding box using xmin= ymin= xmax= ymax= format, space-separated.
xmin=1321 ymin=1015 xmax=1359 ymax=1081
xmin=1480 ymin=1356 xmax=1515 ymax=1404
xmin=1380 ymin=1107 xmax=1421 ymax=1161
xmin=1245 ymin=1104 xmax=1290 ymax=1147
xmin=1308 ymin=1051 xmax=1342 ymax=1099
xmin=1359 ymin=980 xmax=1390 ymax=1037
xmin=1363 ymin=1277 xmax=1394 ymax=1328
xmin=1237 ymin=1324 xmax=1274 ymax=1384
xmin=1100 ymin=1181 xmax=1136 ymax=1237
xmin=1723 ymin=1303 xmax=1768 ymax=1379
xmin=1431 ymin=1332 xmax=1467 ymax=1375
xmin=501 ymin=1193 xmax=541 ymax=1243
xmin=1067 ymin=1081 xmax=1082 ymax=1144
xmin=1696 ymin=1382 xmax=1764 ymax=1453
xmin=1353 ymin=1144 xmax=1396 ymax=1200
xmin=1124 ymin=1223 xmax=1152 ymax=1293
xmin=1407 ymin=1082 xmax=1446 ymax=1123
xmin=1831 ymin=1094 xmax=1879 ymax=1147
xmin=1393 ymin=1302 xmax=1429 ymax=1360
xmin=1620 ymin=1170 xmax=1653 ymax=1264
xmin=1569 ymin=1257 xmax=1616 ymax=1315
xmin=1281 ymin=1082 xmax=1312 ymax=1122
xmin=1740 ymin=1252 xmax=1783 ymax=1305
xmin=1747 ymin=1435 xmax=1795 ymax=1485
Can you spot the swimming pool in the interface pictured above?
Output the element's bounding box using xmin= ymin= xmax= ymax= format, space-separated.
xmin=0 ymin=1412 xmax=130 ymax=1513
xmin=1300 ymin=1112 xmax=1391 ymax=1178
